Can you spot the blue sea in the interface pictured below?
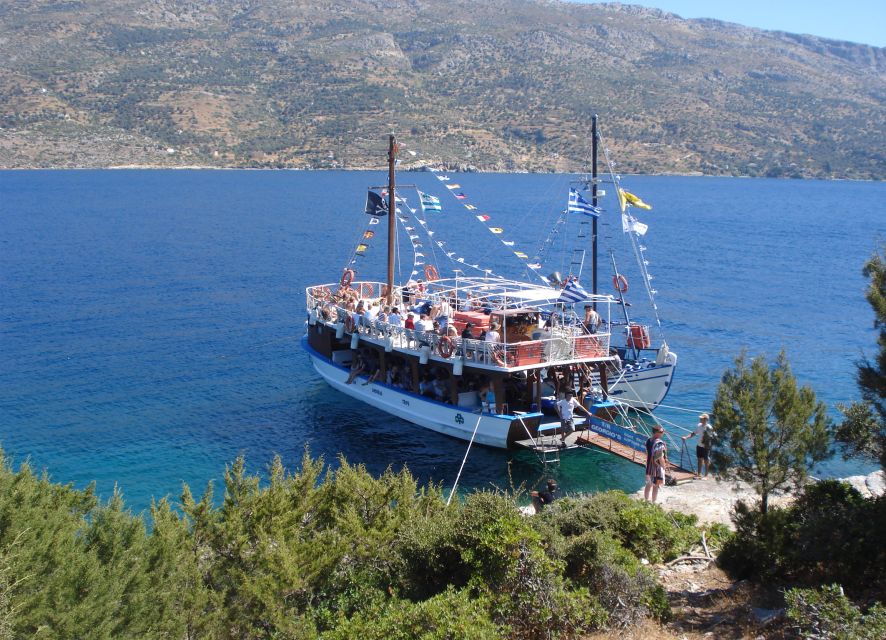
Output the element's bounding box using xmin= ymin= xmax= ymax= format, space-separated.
xmin=1 ymin=169 xmax=884 ymax=515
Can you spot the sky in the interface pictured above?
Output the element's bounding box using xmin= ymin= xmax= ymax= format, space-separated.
xmin=576 ymin=1 xmax=885 ymax=47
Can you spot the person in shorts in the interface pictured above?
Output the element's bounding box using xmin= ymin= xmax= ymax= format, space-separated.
xmin=682 ymin=413 xmax=716 ymax=478
xmin=644 ymin=425 xmax=668 ymax=502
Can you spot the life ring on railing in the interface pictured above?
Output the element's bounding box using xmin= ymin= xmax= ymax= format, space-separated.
xmin=437 ymin=336 xmax=455 ymax=358
xmin=493 ymin=348 xmax=514 ymax=367
xmin=613 ymin=274 xmax=629 ymax=293
xmin=340 ymin=269 xmax=355 ymax=289
xmin=358 ymin=282 xmax=374 ymax=298
xmin=424 ymin=264 xmax=439 ymax=282
xmin=344 ymin=314 xmax=356 ymax=333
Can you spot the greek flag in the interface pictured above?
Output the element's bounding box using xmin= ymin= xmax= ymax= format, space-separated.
xmin=567 ymin=188 xmax=601 ymax=217
xmin=557 ymin=279 xmax=591 ymax=304
xmin=418 ymin=191 xmax=442 ymax=213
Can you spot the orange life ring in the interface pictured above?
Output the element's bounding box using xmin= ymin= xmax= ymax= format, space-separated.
xmin=438 ymin=336 xmax=455 ymax=358
xmin=344 ymin=314 xmax=356 ymax=333
xmin=424 ymin=264 xmax=439 ymax=281
xmin=493 ymin=348 xmax=513 ymax=367
xmin=613 ymin=274 xmax=628 ymax=293
xmin=358 ymin=282 xmax=374 ymax=298
xmin=340 ymin=269 xmax=355 ymax=289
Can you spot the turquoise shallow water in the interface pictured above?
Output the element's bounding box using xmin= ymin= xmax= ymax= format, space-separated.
xmin=1 ymin=170 xmax=884 ymax=514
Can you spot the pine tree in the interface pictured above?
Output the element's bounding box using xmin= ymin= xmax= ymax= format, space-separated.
xmin=711 ymin=351 xmax=830 ymax=513
xmin=837 ymin=246 xmax=886 ymax=469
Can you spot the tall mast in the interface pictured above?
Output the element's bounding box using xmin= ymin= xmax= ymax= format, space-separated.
xmin=386 ymin=134 xmax=397 ymax=305
xmin=591 ymin=114 xmax=599 ymax=303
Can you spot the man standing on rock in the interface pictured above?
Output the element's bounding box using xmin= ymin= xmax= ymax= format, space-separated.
xmin=682 ymin=413 xmax=716 ymax=478
xmin=644 ymin=425 xmax=668 ymax=503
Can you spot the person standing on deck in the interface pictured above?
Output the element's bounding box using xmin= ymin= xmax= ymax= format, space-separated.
xmin=644 ymin=425 xmax=668 ymax=502
xmin=556 ymin=390 xmax=592 ymax=445
xmin=582 ymin=304 xmax=602 ymax=334
xmin=681 ymin=413 xmax=716 ymax=478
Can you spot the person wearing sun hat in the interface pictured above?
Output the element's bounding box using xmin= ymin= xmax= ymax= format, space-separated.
xmin=644 ymin=424 xmax=668 ymax=503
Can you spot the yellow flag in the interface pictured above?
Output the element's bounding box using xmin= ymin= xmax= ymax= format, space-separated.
xmin=620 ymin=189 xmax=652 ymax=210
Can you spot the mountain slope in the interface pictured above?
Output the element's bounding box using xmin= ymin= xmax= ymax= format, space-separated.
xmin=0 ymin=0 xmax=883 ymax=178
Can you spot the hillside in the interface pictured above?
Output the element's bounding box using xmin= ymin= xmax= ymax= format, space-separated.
xmin=0 ymin=0 xmax=884 ymax=178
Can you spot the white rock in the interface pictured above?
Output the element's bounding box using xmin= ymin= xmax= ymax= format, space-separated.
xmin=865 ymin=470 xmax=886 ymax=497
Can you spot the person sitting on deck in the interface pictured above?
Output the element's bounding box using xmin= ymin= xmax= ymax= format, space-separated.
xmin=404 ymin=313 xmax=416 ymax=330
xmin=346 ymin=353 xmax=366 ymax=384
xmin=485 ymin=322 xmax=501 ymax=343
xmin=556 ymin=390 xmax=592 ymax=445
xmin=388 ymin=308 xmax=403 ymax=327
xmin=416 ymin=313 xmax=435 ymax=332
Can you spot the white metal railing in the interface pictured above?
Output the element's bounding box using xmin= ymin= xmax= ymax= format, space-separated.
xmin=306 ymin=282 xmax=612 ymax=368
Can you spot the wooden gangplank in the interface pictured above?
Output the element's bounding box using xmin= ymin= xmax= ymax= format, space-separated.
xmin=576 ymin=429 xmax=697 ymax=484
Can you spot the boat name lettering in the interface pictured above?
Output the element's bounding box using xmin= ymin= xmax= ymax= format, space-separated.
xmin=372 ymin=388 xmax=383 ymax=397
xmin=401 ymin=399 xmax=410 ymax=406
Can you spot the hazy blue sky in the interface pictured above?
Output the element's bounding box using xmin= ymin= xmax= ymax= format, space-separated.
xmin=575 ymin=1 xmax=885 ymax=47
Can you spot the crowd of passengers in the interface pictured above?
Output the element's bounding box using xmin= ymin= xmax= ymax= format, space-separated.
xmin=316 ymin=279 xmax=606 ymax=344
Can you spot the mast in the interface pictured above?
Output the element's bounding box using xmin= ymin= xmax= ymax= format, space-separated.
xmin=591 ymin=114 xmax=598 ymax=305
xmin=386 ymin=134 xmax=397 ymax=305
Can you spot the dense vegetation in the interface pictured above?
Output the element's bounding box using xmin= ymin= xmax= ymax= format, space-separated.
xmin=1 ymin=0 xmax=884 ymax=177
xmin=0 ymin=449 xmax=721 ymax=639
xmin=713 ymin=246 xmax=886 ymax=637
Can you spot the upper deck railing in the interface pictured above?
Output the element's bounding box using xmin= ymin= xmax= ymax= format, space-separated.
xmin=306 ymin=280 xmax=615 ymax=370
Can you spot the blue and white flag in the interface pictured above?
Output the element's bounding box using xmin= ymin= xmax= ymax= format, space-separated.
xmin=418 ymin=191 xmax=442 ymax=213
xmin=557 ymin=278 xmax=591 ymax=304
xmin=567 ymin=188 xmax=601 ymax=217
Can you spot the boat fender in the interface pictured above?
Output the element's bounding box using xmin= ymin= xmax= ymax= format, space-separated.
xmin=309 ymin=308 xmax=318 ymax=326
xmin=419 ymin=345 xmax=430 ymax=365
xmin=335 ymin=323 xmax=345 ymax=339
xmin=437 ymin=336 xmax=455 ymax=358
xmin=340 ymin=269 xmax=355 ymax=289
xmin=350 ymin=332 xmax=359 ymax=349
xmin=613 ymin=274 xmax=628 ymax=293
xmin=424 ymin=264 xmax=439 ymax=281
xmin=655 ymin=341 xmax=670 ymax=365
xmin=453 ymin=357 xmax=464 ymax=376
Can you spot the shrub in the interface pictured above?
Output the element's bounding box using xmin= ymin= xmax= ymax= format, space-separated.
xmin=538 ymin=492 xmax=699 ymax=563
xmin=718 ymin=481 xmax=886 ymax=598
xmin=321 ymin=588 xmax=502 ymax=640
xmin=785 ymin=584 xmax=886 ymax=640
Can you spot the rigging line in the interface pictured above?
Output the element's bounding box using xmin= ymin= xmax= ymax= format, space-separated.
xmin=428 ymin=167 xmax=550 ymax=286
xmin=447 ymin=412 xmax=484 ymax=506
xmin=403 ymin=191 xmax=500 ymax=279
xmin=597 ymin=125 xmax=664 ymax=331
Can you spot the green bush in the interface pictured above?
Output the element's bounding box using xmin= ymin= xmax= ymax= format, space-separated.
xmin=321 ymin=588 xmax=502 ymax=640
xmin=718 ymin=481 xmax=886 ymax=598
xmin=785 ymin=584 xmax=886 ymax=640
xmin=537 ymin=492 xmax=699 ymax=563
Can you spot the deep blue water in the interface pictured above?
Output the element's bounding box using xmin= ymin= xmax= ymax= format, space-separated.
xmin=1 ymin=169 xmax=884 ymax=515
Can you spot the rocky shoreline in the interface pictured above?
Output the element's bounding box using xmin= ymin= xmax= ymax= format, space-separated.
xmin=633 ymin=470 xmax=885 ymax=527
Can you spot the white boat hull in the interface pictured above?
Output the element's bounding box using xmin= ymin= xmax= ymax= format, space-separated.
xmin=307 ymin=347 xmax=516 ymax=448
xmin=606 ymin=350 xmax=678 ymax=410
